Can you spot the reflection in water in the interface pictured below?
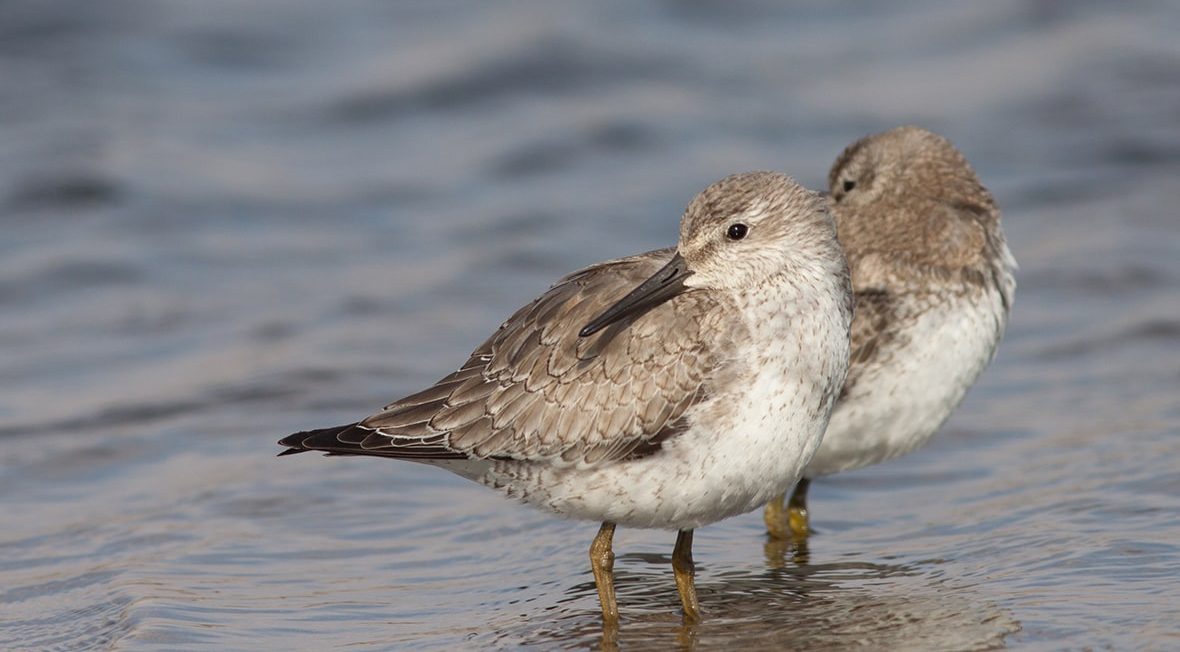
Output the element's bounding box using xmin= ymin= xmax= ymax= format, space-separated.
xmin=499 ymin=542 xmax=1018 ymax=650
xmin=0 ymin=0 xmax=1178 ymax=649
xmin=763 ymin=531 xmax=812 ymax=568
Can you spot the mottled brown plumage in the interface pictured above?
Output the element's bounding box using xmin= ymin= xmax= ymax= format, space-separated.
xmin=354 ymin=247 xmax=725 ymax=467
xmin=283 ymin=172 xmax=846 ymax=473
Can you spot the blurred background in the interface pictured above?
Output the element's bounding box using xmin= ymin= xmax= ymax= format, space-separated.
xmin=2 ymin=1 xmax=1178 ymax=649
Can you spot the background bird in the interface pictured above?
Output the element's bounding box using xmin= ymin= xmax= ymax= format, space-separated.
xmin=763 ymin=126 xmax=1017 ymax=540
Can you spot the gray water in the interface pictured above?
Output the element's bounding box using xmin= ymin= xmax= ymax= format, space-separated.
xmin=2 ymin=1 xmax=1179 ymax=649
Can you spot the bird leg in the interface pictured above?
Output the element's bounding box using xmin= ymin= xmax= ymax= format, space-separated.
xmin=672 ymin=529 xmax=701 ymax=622
xmin=763 ymin=492 xmax=790 ymax=540
xmin=764 ymin=478 xmax=812 ymax=539
xmin=589 ymin=522 xmax=619 ymax=627
xmin=787 ymin=477 xmax=812 ymax=537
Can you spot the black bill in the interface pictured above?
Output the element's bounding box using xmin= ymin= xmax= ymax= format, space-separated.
xmin=579 ymin=252 xmax=693 ymax=338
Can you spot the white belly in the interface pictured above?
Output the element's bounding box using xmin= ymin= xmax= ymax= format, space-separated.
xmin=502 ymin=371 xmax=836 ymax=530
xmin=477 ymin=289 xmax=850 ymax=530
xmin=805 ymin=289 xmax=1006 ymax=477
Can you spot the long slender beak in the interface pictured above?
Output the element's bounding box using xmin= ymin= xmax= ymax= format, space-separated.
xmin=580 ymin=253 xmax=693 ymax=338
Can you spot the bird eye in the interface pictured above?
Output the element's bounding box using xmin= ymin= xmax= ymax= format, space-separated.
xmin=842 ymin=179 xmax=856 ymax=192
xmin=726 ymin=223 xmax=748 ymax=240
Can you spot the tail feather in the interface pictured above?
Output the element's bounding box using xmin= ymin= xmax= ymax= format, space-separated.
xmin=277 ymin=423 xmax=362 ymax=455
xmin=277 ymin=422 xmax=466 ymax=460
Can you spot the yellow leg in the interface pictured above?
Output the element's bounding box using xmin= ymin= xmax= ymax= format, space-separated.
xmin=763 ymin=492 xmax=790 ymax=540
xmin=765 ymin=478 xmax=812 ymax=539
xmin=787 ymin=477 xmax=811 ymax=537
xmin=672 ymin=529 xmax=701 ymax=623
xmin=589 ymin=522 xmax=619 ymax=627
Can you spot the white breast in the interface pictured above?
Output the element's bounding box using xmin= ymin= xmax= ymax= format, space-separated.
xmin=804 ymin=285 xmax=1008 ymax=477
xmin=487 ymin=275 xmax=851 ymax=530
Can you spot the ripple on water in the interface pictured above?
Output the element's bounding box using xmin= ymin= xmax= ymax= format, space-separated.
xmin=487 ymin=551 xmax=1018 ymax=651
xmin=1 ymin=0 xmax=1179 ymax=649
xmin=0 ymin=564 xmax=133 ymax=651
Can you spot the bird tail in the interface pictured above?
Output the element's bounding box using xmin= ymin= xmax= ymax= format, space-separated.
xmin=277 ymin=422 xmax=366 ymax=456
xmin=277 ymin=422 xmax=467 ymax=460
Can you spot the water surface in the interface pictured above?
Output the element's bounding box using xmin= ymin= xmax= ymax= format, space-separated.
xmin=2 ymin=1 xmax=1179 ymax=649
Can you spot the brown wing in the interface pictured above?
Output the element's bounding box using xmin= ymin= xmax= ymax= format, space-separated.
xmin=349 ymin=248 xmax=723 ymax=468
xmin=839 ymin=287 xmax=899 ymax=400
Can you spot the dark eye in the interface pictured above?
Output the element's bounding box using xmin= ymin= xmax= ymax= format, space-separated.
xmin=842 ymin=179 xmax=856 ymax=192
xmin=726 ymin=223 xmax=748 ymax=240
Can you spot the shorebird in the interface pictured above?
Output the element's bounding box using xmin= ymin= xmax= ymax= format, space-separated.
xmin=762 ymin=126 xmax=1017 ymax=539
xmin=279 ymin=171 xmax=854 ymax=624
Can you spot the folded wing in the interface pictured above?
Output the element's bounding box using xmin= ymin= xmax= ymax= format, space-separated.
xmin=280 ymin=248 xmax=726 ymax=468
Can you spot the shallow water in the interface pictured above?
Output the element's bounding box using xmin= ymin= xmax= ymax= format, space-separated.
xmin=2 ymin=1 xmax=1179 ymax=649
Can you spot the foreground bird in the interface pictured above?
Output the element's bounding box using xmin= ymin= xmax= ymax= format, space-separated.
xmin=762 ymin=126 xmax=1017 ymax=539
xmin=279 ymin=171 xmax=853 ymax=624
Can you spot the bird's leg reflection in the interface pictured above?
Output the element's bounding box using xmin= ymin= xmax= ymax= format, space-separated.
xmin=763 ymin=528 xmax=811 ymax=569
xmin=672 ymin=529 xmax=701 ymax=623
xmin=674 ymin=618 xmax=700 ymax=650
xmin=590 ymin=522 xmax=619 ymax=628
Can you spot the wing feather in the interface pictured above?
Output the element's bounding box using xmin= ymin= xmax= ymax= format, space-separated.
xmin=343 ymin=247 xmax=725 ymax=467
xmin=839 ymin=287 xmax=900 ymax=400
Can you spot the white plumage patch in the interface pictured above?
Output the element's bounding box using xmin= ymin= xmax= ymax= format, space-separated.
xmin=806 ymin=285 xmax=1008 ymax=477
